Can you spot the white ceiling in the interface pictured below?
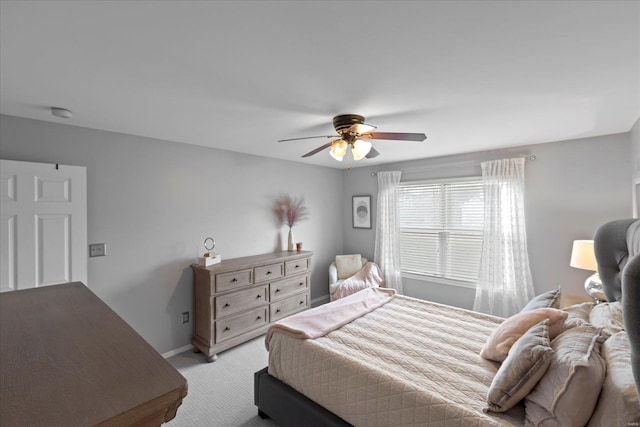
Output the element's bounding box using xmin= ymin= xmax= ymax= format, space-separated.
xmin=1 ymin=1 xmax=638 ymax=169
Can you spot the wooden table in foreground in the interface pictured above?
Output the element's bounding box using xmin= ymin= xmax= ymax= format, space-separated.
xmin=0 ymin=282 xmax=187 ymax=427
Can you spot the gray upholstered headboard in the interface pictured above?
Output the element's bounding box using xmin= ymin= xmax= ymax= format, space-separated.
xmin=593 ymin=218 xmax=640 ymax=394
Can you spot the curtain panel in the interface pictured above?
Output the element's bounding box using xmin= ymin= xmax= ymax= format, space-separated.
xmin=473 ymin=158 xmax=534 ymax=317
xmin=374 ymin=171 xmax=403 ymax=294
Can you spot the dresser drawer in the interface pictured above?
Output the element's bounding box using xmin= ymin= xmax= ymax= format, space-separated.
xmin=216 ymin=269 xmax=253 ymax=293
xmin=254 ymin=263 xmax=283 ymax=283
xmin=271 ymin=293 xmax=309 ymax=322
xmin=215 ymin=285 xmax=268 ymax=318
xmin=270 ymin=275 xmax=308 ymax=301
xmin=215 ymin=306 xmax=268 ymax=343
xmin=285 ymin=258 xmax=309 ymax=276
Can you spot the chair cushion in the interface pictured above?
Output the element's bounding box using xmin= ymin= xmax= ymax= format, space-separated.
xmin=335 ymin=254 xmax=363 ymax=280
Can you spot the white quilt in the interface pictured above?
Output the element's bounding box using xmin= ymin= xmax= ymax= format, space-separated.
xmin=268 ymin=295 xmax=525 ymax=426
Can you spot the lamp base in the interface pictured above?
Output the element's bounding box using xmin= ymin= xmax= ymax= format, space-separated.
xmin=584 ymin=273 xmax=607 ymax=303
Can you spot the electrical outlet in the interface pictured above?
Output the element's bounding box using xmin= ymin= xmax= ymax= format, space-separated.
xmin=89 ymin=243 xmax=106 ymax=257
xmin=181 ymin=311 xmax=190 ymax=324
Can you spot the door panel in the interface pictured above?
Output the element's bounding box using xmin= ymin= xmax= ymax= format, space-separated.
xmin=37 ymin=214 xmax=70 ymax=286
xmin=0 ymin=160 xmax=87 ymax=291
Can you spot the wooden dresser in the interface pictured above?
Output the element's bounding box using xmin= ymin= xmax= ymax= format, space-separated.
xmin=0 ymin=282 xmax=187 ymax=427
xmin=191 ymin=250 xmax=312 ymax=362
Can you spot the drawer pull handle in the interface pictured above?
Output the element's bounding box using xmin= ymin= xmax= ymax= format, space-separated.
xmin=295 ymin=265 xmax=300 ymax=268
xmin=276 ymin=309 xmax=281 ymax=313
xmin=299 ymin=282 xmax=304 ymax=286
xmin=231 ymin=278 xmax=237 ymax=283
xmin=275 ymin=289 xmax=280 ymax=293
xmin=256 ymin=316 xmax=262 ymax=321
xmin=299 ymin=301 xmax=304 ymax=305
xmin=224 ymin=327 xmax=230 ymax=332
xmin=256 ymin=295 xmax=262 ymax=299
xmin=266 ymin=271 xmax=272 ymax=275
xmin=224 ymin=303 xmax=230 ymax=307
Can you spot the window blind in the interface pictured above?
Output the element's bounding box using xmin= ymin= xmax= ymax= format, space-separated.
xmin=398 ymin=179 xmax=484 ymax=283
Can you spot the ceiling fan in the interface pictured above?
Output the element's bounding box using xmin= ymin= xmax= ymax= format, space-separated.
xmin=278 ymin=114 xmax=427 ymax=161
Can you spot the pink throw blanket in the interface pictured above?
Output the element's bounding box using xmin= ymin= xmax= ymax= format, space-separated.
xmin=333 ymin=261 xmax=385 ymax=300
xmin=265 ymin=287 xmax=396 ymax=351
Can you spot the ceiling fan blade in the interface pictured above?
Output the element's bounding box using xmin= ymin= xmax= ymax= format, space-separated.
xmin=365 ymin=132 xmax=427 ymax=142
xmin=278 ymin=135 xmax=337 ymax=142
xmin=347 ymin=123 xmax=377 ymax=134
xmin=301 ymin=141 xmax=334 ymax=158
xmin=366 ymin=147 xmax=380 ymax=159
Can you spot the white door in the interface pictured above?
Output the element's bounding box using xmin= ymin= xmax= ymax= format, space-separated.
xmin=1 ymin=159 xmax=87 ymax=292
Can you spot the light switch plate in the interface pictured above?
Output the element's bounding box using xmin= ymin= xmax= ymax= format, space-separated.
xmin=89 ymin=243 xmax=106 ymax=257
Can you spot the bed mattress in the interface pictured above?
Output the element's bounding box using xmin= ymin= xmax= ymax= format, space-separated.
xmin=267 ymin=294 xmax=525 ymax=426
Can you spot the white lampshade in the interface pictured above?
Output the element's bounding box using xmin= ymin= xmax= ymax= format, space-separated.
xmin=351 ymin=139 xmax=372 ymax=161
xmin=570 ymin=240 xmax=597 ymax=271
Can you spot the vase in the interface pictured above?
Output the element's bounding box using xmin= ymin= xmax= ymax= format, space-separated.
xmin=288 ymin=228 xmax=295 ymax=251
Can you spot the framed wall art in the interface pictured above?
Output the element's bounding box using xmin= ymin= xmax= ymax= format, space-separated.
xmin=352 ymin=195 xmax=372 ymax=229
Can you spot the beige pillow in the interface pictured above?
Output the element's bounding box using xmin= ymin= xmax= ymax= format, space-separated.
xmin=589 ymin=301 xmax=624 ymax=338
xmin=525 ymin=325 xmax=606 ymax=427
xmin=485 ymin=320 xmax=554 ymax=413
xmin=335 ymin=254 xmax=362 ymax=280
xmin=522 ymin=288 xmax=561 ymax=312
xmin=587 ymin=332 xmax=640 ymax=427
xmin=480 ymin=308 xmax=568 ymax=362
xmin=560 ymin=301 xmax=595 ymax=333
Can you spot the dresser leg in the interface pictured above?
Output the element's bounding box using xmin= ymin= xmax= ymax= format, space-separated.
xmin=205 ymin=354 xmax=218 ymax=363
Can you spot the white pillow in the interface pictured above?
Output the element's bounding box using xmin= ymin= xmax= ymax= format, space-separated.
xmin=560 ymin=301 xmax=595 ymax=333
xmin=525 ymin=325 xmax=606 ymax=427
xmin=335 ymin=254 xmax=363 ymax=280
xmin=587 ymin=332 xmax=640 ymax=426
xmin=589 ymin=301 xmax=624 ymax=338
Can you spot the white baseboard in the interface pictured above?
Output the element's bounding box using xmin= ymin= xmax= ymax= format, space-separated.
xmin=163 ymin=294 xmax=330 ymax=358
xmin=162 ymin=344 xmax=192 ymax=359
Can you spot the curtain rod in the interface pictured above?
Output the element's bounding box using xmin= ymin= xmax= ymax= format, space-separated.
xmin=370 ymin=155 xmax=536 ymax=176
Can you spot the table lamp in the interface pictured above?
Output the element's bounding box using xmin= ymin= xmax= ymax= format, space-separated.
xmin=570 ymin=240 xmax=606 ymax=303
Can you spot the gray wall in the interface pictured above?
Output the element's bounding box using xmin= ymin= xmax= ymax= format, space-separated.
xmin=341 ymin=133 xmax=632 ymax=308
xmin=1 ymin=113 xmax=634 ymax=354
xmin=0 ymin=114 xmax=343 ymax=355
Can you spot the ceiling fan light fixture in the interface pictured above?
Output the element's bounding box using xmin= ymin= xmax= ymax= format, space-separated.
xmin=330 ymin=139 xmax=347 ymax=161
xmin=352 ymin=139 xmax=372 ymax=161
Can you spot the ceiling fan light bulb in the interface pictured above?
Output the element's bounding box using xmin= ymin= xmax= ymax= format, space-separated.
xmin=329 ymin=150 xmax=344 ymax=161
xmin=330 ymin=140 xmax=348 ymax=158
xmin=353 ymin=139 xmax=372 ymax=158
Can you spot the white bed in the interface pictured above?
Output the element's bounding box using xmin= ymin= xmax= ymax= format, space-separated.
xmin=267 ymin=294 xmax=523 ymax=426
xmin=255 ymin=218 xmax=640 ymax=426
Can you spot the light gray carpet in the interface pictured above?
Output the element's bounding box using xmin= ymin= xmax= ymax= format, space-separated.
xmin=166 ymin=336 xmax=277 ymax=427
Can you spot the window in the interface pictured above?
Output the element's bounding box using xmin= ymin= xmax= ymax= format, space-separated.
xmin=397 ymin=178 xmax=484 ymax=284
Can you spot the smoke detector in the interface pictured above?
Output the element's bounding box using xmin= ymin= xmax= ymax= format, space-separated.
xmin=51 ymin=107 xmax=72 ymax=119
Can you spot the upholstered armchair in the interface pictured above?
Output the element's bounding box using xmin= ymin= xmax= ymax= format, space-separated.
xmin=329 ymin=254 xmax=368 ymax=301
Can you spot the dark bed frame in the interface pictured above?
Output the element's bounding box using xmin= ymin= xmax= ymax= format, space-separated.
xmin=254 ymin=218 xmax=640 ymax=426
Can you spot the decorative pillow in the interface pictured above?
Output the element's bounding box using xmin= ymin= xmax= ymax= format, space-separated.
xmin=522 ymin=288 xmax=561 ymax=312
xmin=560 ymin=301 xmax=595 ymax=333
xmin=525 ymin=325 xmax=606 ymax=427
xmin=335 ymin=254 xmax=363 ymax=280
xmin=587 ymin=332 xmax=640 ymax=426
xmin=485 ymin=320 xmax=554 ymax=413
xmin=480 ymin=308 xmax=568 ymax=362
xmin=589 ymin=301 xmax=624 ymax=338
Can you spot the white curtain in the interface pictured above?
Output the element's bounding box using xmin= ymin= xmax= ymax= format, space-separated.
xmin=374 ymin=171 xmax=403 ymax=294
xmin=473 ymin=158 xmax=534 ymax=317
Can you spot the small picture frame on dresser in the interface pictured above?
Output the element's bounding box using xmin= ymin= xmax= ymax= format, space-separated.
xmin=352 ymin=195 xmax=371 ymax=229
